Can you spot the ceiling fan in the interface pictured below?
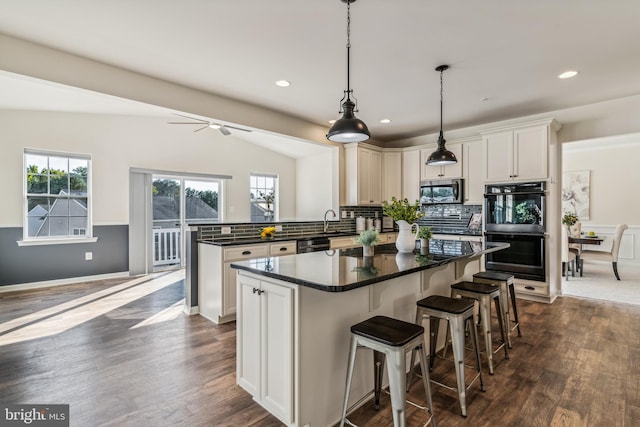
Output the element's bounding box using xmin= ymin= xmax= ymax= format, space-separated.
xmin=168 ymin=113 xmax=251 ymax=136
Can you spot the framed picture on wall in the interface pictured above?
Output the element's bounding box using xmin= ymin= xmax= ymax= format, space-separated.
xmin=562 ymin=170 xmax=590 ymax=220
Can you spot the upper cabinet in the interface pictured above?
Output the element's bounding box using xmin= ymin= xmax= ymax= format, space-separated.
xmin=462 ymin=139 xmax=484 ymax=204
xmin=481 ymin=120 xmax=559 ymax=183
xmin=345 ymin=144 xmax=383 ymax=205
xmin=382 ymin=151 xmax=402 ymax=202
xmin=401 ymin=148 xmax=421 ymax=202
xmin=420 ymin=143 xmax=463 ymax=180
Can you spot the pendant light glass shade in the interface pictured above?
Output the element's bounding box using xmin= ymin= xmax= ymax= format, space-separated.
xmin=327 ymin=0 xmax=370 ymax=143
xmin=426 ymin=65 xmax=457 ymax=166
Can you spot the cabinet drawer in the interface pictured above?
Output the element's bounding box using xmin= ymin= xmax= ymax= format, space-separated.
xmin=224 ymin=245 xmax=269 ymax=261
xmin=269 ymin=241 xmax=297 ymax=256
xmin=514 ymin=282 xmax=548 ymax=297
xmin=330 ymin=236 xmax=358 ymax=249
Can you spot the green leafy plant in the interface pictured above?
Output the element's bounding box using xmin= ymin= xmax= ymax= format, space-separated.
xmin=382 ymin=197 xmax=424 ymax=223
xmin=354 ymin=228 xmax=381 ymax=246
xmin=515 ymin=201 xmax=540 ymax=224
xmin=562 ymin=212 xmax=578 ymax=226
xmin=417 ymin=226 xmax=432 ymax=239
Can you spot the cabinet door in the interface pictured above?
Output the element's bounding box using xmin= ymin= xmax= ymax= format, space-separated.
xmin=382 ymin=152 xmax=402 ymax=202
xmin=260 ymin=280 xmax=294 ymax=423
xmin=513 ymin=126 xmax=548 ymax=181
xmin=420 ymin=147 xmax=442 ymax=180
xmin=357 ymin=148 xmax=382 ymax=204
xmin=237 ymin=274 xmax=261 ymax=397
xmin=402 ymin=149 xmax=420 ymax=202
xmin=483 ymin=131 xmax=514 ymax=182
xmin=463 ymin=140 xmax=484 ymax=204
xmin=223 ymin=262 xmax=237 ymax=316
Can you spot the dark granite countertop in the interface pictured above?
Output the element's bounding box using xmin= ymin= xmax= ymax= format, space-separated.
xmin=198 ymin=231 xmax=357 ymax=246
xmin=231 ymin=240 xmax=508 ymax=292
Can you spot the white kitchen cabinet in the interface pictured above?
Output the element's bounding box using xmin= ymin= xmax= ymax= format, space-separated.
xmin=382 ymin=151 xmax=402 ymax=202
xmin=345 ymin=144 xmax=383 ymax=205
xmin=420 ymin=143 xmax=463 ymax=180
xmin=330 ymin=233 xmax=396 ymax=249
xmin=463 ymin=139 xmax=484 ymax=204
xmin=402 ymin=148 xmax=421 ymax=202
xmin=237 ymin=274 xmax=294 ymax=425
xmin=482 ymin=124 xmax=550 ymax=183
xmin=199 ymin=240 xmax=294 ymax=324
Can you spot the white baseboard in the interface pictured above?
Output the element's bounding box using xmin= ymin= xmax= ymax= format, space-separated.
xmin=184 ymin=305 xmax=199 ymax=315
xmin=0 ymin=271 xmax=130 ymax=293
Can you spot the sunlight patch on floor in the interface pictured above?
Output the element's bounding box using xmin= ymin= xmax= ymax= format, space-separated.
xmin=130 ymin=298 xmax=185 ymax=329
xmin=0 ymin=270 xmax=185 ymax=346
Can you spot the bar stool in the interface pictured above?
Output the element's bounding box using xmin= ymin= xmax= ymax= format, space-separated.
xmin=450 ymin=281 xmax=509 ymax=375
xmin=473 ymin=271 xmax=521 ymax=349
xmin=408 ymin=295 xmax=485 ymax=417
xmin=340 ymin=315 xmax=437 ymax=427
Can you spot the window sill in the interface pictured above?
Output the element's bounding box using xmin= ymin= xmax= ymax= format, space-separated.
xmin=17 ymin=237 xmax=99 ymax=247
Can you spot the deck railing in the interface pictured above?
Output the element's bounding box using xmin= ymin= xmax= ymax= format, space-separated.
xmin=153 ymin=227 xmax=181 ymax=266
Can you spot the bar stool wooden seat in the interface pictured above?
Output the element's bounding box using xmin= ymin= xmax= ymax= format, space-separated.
xmin=473 ymin=271 xmax=521 ymax=348
xmin=408 ymin=295 xmax=485 ymax=417
xmin=450 ymin=281 xmax=509 ymax=375
xmin=340 ymin=315 xmax=437 ymax=427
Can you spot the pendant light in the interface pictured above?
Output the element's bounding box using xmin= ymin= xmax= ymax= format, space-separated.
xmin=326 ymin=0 xmax=370 ymax=143
xmin=426 ymin=65 xmax=457 ymax=165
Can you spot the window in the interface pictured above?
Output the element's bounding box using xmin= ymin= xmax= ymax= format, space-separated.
xmin=250 ymin=173 xmax=277 ymax=223
xmin=24 ymin=150 xmax=91 ymax=240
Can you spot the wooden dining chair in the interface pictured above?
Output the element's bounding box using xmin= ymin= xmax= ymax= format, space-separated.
xmin=561 ymin=226 xmax=577 ymax=280
xmin=579 ymin=224 xmax=628 ymax=280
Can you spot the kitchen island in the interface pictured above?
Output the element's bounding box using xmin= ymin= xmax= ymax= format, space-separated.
xmin=231 ymin=240 xmax=508 ymax=426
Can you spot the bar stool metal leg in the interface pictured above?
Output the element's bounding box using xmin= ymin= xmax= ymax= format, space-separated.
xmin=373 ymin=351 xmax=385 ymax=409
xmin=340 ymin=336 xmax=359 ymax=427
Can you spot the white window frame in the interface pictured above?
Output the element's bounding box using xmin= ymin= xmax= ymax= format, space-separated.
xmin=250 ymin=173 xmax=279 ymax=223
xmin=18 ymin=149 xmax=97 ymax=246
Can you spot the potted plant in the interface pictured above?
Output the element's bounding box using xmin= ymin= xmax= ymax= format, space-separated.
xmin=417 ymin=226 xmax=432 ymax=251
xmin=354 ymin=228 xmax=380 ymax=256
xmin=382 ymin=197 xmax=424 ymax=252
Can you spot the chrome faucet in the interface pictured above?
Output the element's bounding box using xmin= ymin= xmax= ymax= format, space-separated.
xmin=323 ymin=209 xmax=337 ymax=233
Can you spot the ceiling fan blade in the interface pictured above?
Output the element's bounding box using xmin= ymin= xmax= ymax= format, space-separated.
xmin=224 ymin=125 xmax=251 ymax=133
xmin=194 ymin=124 xmax=210 ymax=132
xmin=168 ymin=121 xmax=208 ymax=125
xmin=172 ymin=112 xmax=209 ymax=123
xmin=219 ymin=126 xmax=232 ymax=136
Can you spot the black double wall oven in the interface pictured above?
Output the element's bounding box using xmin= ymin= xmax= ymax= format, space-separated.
xmin=484 ymin=181 xmax=546 ymax=281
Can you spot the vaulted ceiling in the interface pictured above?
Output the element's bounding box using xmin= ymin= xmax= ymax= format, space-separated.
xmin=1 ymin=0 xmax=640 ymax=142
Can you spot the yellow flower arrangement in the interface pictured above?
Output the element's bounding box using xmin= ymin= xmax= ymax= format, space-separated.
xmin=261 ymin=226 xmax=276 ymax=239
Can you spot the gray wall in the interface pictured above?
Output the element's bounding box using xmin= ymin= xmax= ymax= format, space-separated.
xmin=0 ymin=225 xmax=128 ymax=286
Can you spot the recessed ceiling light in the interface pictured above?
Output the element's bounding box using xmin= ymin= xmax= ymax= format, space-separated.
xmin=208 ymin=123 xmax=221 ymax=129
xmin=480 ymin=97 xmax=489 ymax=102
xmin=275 ymin=80 xmax=291 ymax=87
xmin=329 ymin=119 xmax=337 ymax=124
xmin=380 ymin=119 xmax=391 ymax=124
xmin=558 ymin=70 xmax=578 ymax=79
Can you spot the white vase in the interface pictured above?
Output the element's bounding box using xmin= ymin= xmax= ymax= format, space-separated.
xmin=395 ymin=220 xmax=419 ymax=253
xmin=363 ymin=245 xmax=374 ymax=257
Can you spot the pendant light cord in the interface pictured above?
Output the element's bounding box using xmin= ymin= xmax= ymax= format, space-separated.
xmin=439 ymin=67 xmax=444 ymax=137
xmin=346 ymin=0 xmax=351 ymax=100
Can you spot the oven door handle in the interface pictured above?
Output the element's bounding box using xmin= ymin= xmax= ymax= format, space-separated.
xmin=484 ymin=232 xmax=546 ymax=238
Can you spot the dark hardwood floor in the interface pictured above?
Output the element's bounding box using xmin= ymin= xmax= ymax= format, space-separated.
xmin=1 ymin=273 xmax=639 ymax=426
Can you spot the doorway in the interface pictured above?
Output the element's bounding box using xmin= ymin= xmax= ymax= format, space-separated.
xmin=151 ymin=176 xmax=221 ymax=271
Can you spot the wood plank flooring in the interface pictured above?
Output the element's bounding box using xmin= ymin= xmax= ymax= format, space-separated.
xmin=1 ymin=273 xmax=640 ymax=426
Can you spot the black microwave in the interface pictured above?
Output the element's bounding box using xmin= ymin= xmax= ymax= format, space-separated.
xmin=419 ymin=179 xmax=463 ymax=204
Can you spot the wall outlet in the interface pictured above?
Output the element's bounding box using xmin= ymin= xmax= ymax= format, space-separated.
xmin=275 ymin=225 xmax=283 ymax=232
xmin=349 ymin=211 xmax=355 ymax=219
xmin=85 ymin=252 xmax=93 ymax=261
xmin=341 ymin=210 xmax=347 ymax=219
xmin=221 ymin=226 xmax=232 ymax=234
xmin=374 ymin=211 xmax=379 ymax=218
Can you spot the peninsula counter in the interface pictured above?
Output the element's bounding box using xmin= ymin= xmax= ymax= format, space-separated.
xmin=231 ymin=240 xmax=508 ymax=426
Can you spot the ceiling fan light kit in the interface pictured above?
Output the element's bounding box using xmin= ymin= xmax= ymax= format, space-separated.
xmin=326 ymin=0 xmax=370 ymax=143
xmin=427 ymin=64 xmax=458 ymax=166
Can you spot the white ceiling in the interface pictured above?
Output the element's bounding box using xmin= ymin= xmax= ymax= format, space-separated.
xmin=1 ymin=0 xmax=640 ymax=143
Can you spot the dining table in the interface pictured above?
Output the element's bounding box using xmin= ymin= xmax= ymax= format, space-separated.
xmin=568 ymin=235 xmax=605 ymax=276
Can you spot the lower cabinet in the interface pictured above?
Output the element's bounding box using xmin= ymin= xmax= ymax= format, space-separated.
xmin=199 ymin=241 xmax=294 ymax=324
xmin=237 ymin=273 xmax=294 ymax=425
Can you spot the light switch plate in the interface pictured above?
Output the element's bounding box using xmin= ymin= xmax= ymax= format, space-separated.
xmin=341 ymin=210 xmax=347 ymax=219
xmin=275 ymin=225 xmax=283 ymax=232
xmin=350 ymin=211 xmax=355 ymax=219
xmin=221 ymin=226 xmax=232 ymax=234
xmin=85 ymin=252 xmax=93 ymax=261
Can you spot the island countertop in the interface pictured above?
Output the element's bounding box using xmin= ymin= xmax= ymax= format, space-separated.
xmin=231 ymin=240 xmax=509 ymax=292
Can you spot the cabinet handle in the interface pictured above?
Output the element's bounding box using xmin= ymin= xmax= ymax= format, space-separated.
xmin=524 ymin=286 xmax=535 ymax=291
xmin=279 ymin=247 xmax=288 ymax=252
xmin=252 ymin=288 xmax=264 ymax=295
xmin=252 ymin=287 xmax=258 ymax=294
xmin=242 ymin=250 xmax=251 ymax=255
